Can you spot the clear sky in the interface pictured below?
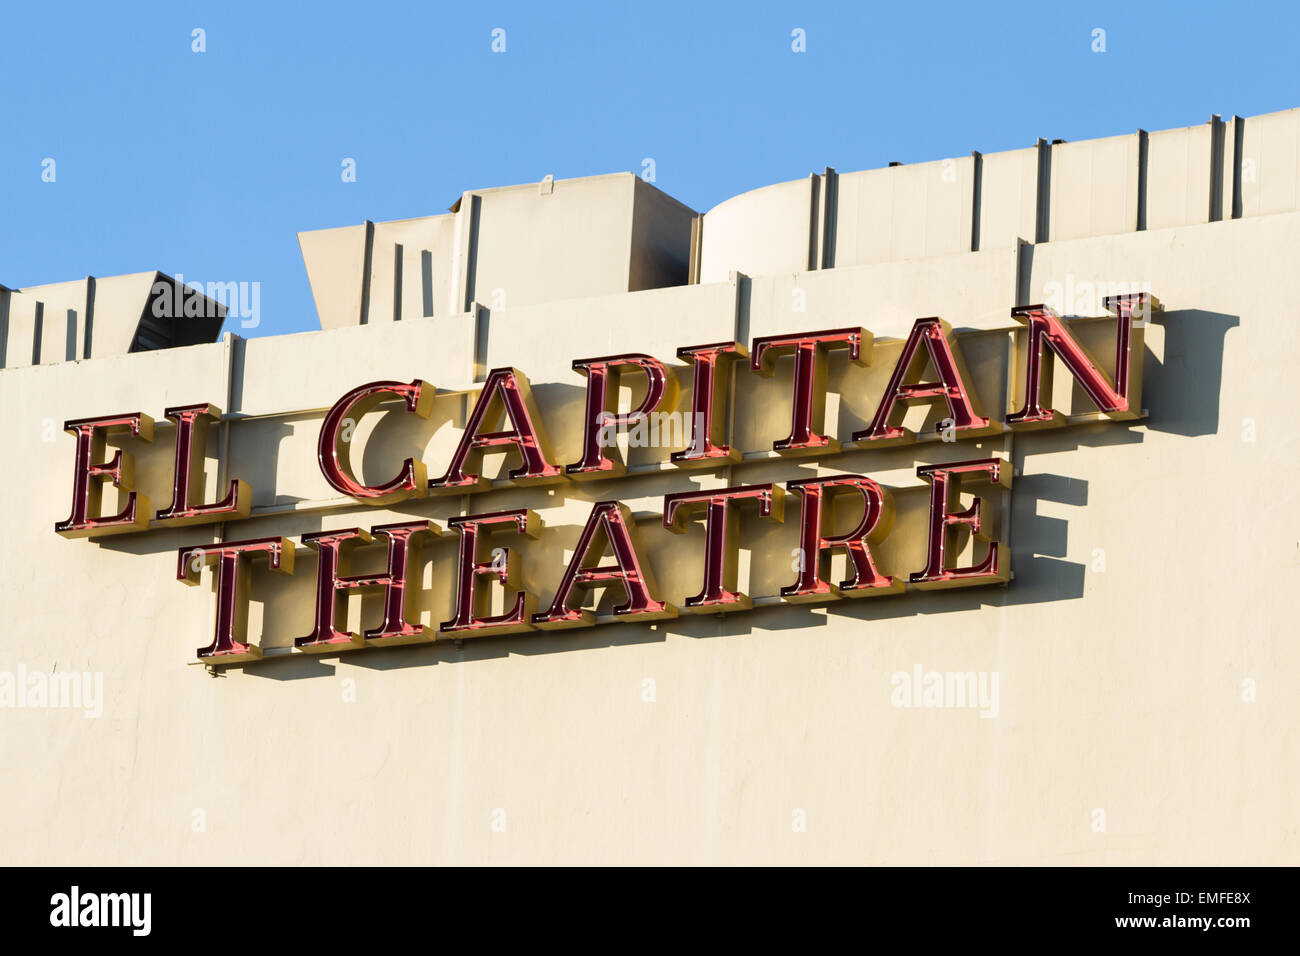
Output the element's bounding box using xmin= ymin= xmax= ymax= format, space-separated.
xmin=3 ymin=1 xmax=1297 ymax=338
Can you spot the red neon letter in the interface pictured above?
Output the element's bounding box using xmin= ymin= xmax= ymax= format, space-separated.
xmin=178 ymin=536 xmax=294 ymax=661
xmin=911 ymin=458 xmax=1011 ymax=589
xmin=532 ymin=501 xmax=674 ymax=628
xmin=295 ymin=520 xmax=440 ymax=652
xmin=567 ymin=353 xmax=677 ymax=478
xmin=441 ymin=509 xmax=541 ymax=636
xmin=854 ymin=317 xmax=990 ymax=444
xmin=156 ymin=403 xmax=250 ymax=524
xmin=750 ymin=327 xmax=869 ymax=454
xmin=318 ymin=379 xmax=432 ymax=503
xmin=662 ymin=483 xmax=784 ymax=612
xmin=782 ymin=475 xmax=901 ymax=602
xmin=671 ymin=341 xmax=747 ymax=466
xmin=1006 ymin=293 xmax=1152 ymax=427
xmin=55 ymin=412 xmax=155 ymax=537
xmin=430 ymin=367 xmax=562 ymax=493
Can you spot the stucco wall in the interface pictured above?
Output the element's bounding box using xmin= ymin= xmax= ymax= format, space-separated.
xmin=1 ymin=190 xmax=1296 ymax=863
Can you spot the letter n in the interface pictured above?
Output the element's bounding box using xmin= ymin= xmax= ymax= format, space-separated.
xmin=1006 ymin=293 xmax=1155 ymax=428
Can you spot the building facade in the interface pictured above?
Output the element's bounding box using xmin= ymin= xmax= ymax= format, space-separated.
xmin=1 ymin=108 xmax=1297 ymax=865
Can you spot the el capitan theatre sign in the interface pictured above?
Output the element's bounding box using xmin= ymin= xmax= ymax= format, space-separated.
xmin=54 ymin=295 xmax=1155 ymax=664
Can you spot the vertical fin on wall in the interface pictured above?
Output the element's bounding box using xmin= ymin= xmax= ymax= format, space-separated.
xmin=1136 ymin=129 xmax=1149 ymax=231
xmin=471 ymin=301 xmax=488 ymax=384
xmin=358 ymin=219 xmax=375 ymax=325
xmin=688 ymin=215 xmax=703 ymax=285
xmin=32 ymin=301 xmax=44 ymax=366
xmin=83 ymin=276 xmax=96 ymax=359
xmin=970 ymin=151 xmax=983 ymax=252
xmin=393 ymin=243 xmax=404 ymax=322
xmin=806 ymin=172 xmax=821 ymax=272
xmin=1034 ymin=138 xmax=1052 ymax=243
xmin=64 ymin=308 xmax=77 ymax=362
xmin=0 ymin=285 xmax=11 ymax=369
xmin=728 ymin=270 xmax=749 ymax=456
xmin=421 ymin=250 xmax=435 ymax=317
xmin=1231 ymin=115 xmax=1245 ymax=219
xmin=463 ymin=195 xmax=482 ymax=313
xmin=730 ymin=270 xmax=750 ymax=347
xmin=1014 ymin=238 xmax=1033 ymax=309
xmin=1208 ymin=114 xmax=1226 ymax=223
xmin=820 ymin=167 xmax=838 ymax=269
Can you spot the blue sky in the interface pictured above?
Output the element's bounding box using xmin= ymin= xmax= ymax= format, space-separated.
xmin=3 ymin=1 xmax=1297 ymax=337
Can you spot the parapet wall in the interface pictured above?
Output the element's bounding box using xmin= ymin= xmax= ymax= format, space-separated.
xmin=698 ymin=108 xmax=1300 ymax=282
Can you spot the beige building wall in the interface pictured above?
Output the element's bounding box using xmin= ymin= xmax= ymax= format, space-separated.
xmin=835 ymin=157 xmax=977 ymax=266
xmin=1145 ymin=122 xmax=1215 ymax=231
xmin=1048 ymin=133 xmax=1141 ymax=242
xmin=0 ymin=272 xmax=224 ymax=370
xmin=1240 ymin=107 xmax=1300 ymax=217
xmin=299 ymin=174 xmax=696 ymax=329
xmin=1 ymin=110 xmax=1297 ymax=865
